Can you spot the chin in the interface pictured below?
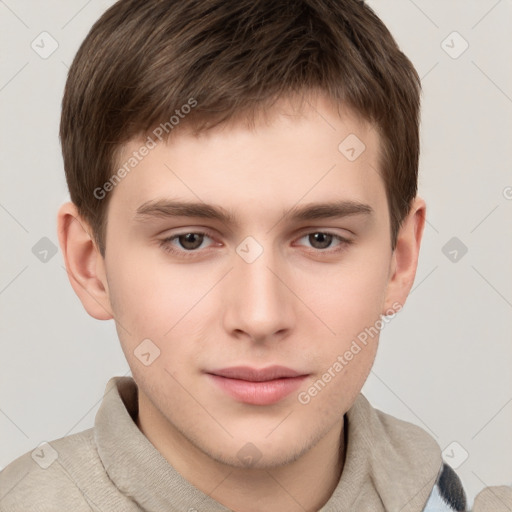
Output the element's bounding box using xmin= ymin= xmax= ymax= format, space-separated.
xmin=198 ymin=430 xmax=315 ymax=471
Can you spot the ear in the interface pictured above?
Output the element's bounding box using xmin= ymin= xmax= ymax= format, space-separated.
xmin=57 ymin=202 xmax=113 ymax=320
xmin=382 ymin=196 xmax=426 ymax=314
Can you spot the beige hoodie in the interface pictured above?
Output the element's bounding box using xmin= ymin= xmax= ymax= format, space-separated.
xmin=0 ymin=376 xmax=510 ymax=511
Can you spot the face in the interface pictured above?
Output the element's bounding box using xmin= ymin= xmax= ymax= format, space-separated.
xmin=100 ymin=94 xmax=397 ymax=469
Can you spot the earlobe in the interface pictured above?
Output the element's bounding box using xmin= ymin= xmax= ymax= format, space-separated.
xmin=57 ymin=202 xmax=113 ymax=320
xmin=382 ymin=196 xmax=427 ymax=314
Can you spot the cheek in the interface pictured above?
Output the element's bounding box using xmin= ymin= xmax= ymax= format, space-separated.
xmin=295 ymin=253 xmax=390 ymax=337
xmin=106 ymin=249 xmax=218 ymax=366
xmin=105 ymin=251 xmax=179 ymax=342
xmin=106 ymin=226 xmax=391 ymax=365
xmin=292 ymin=246 xmax=390 ymax=397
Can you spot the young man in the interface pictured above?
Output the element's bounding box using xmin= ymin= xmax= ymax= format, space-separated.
xmin=0 ymin=0 xmax=510 ymax=511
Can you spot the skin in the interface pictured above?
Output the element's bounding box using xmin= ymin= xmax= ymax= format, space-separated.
xmin=58 ymin=93 xmax=426 ymax=512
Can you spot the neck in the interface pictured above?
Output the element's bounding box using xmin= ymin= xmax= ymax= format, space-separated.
xmin=136 ymin=393 xmax=346 ymax=512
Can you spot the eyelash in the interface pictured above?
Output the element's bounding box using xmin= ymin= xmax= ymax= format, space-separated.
xmin=159 ymin=230 xmax=353 ymax=259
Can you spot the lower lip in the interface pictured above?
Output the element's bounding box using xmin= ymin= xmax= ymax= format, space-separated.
xmin=207 ymin=374 xmax=307 ymax=405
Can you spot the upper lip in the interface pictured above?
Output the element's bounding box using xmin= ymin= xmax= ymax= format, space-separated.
xmin=207 ymin=365 xmax=306 ymax=382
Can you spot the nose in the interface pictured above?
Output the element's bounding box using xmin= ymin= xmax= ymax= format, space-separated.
xmin=222 ymin=243 xmax=295 ymax=344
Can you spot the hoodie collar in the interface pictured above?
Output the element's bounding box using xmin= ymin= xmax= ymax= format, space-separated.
xmin=95 ymin=376 xmax=441 ymax=512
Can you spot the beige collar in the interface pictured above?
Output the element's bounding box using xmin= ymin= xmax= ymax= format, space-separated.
xmin=95 ymin=376 xmax=442 ymax=512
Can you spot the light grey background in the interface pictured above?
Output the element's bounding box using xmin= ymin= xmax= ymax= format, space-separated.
xmin=1 ymin=0 xmax=511 ymax=506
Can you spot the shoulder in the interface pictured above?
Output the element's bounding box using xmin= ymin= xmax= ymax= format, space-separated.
xmin=359 ymin=399 xmax=512 ymax=512
xmin=0 ymin=428 xmax=129 ymax=512
xmin=471 ymin=485 xmax=512 ymax=512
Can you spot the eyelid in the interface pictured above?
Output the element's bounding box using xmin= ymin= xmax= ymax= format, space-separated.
xmin=293 ymin=231 xmax=353 ymax=250
xmin=159 ymin=228 xmax=353 ymax=258
xmin=158 ymin=228 xmax=224 ymax=260
xmin=294 ymin=225 xmax=354 ymax=239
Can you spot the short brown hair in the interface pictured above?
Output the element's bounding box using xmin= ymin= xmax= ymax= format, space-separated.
xmin=60 ymin=0 xmax=421 ymax=256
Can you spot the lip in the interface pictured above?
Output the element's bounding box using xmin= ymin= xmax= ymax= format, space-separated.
xmin=206 ymin=366 xmax=308 ymax=405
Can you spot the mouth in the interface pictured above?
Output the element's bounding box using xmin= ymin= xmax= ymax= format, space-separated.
xmin=205 ymin=366 xmax=309 ymax=405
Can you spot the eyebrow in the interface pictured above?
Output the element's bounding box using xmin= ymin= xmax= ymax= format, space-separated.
xmin=134 ymin=199 xmax=373 ymax=227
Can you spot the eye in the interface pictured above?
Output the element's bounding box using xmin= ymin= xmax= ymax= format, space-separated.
xmin=159 ymin=230 xmax=353 ymax=259
xmin=296 ymin=232 xmax=352 ymax=252
xmin=159 ymin=231 xmax=215 ymax=257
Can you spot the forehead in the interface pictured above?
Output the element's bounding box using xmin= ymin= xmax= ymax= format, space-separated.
xmin=107 ymin=94 xmax=386 ymax=225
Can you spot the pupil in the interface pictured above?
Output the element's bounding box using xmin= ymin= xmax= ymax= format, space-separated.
xmin=180 ymin=233 xmax=203 ymax=249
xmin=311 ymin=233 xmax=332 ymax=249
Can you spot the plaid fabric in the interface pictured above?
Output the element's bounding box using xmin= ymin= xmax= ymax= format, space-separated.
xmin=423 ymin=463 xmax=467 ymax=512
